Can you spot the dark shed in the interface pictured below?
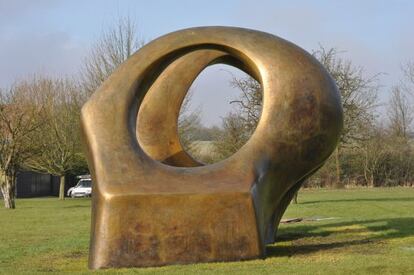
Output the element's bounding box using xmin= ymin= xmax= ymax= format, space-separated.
xmin=15 ymin=171 xmax=77 ymax=198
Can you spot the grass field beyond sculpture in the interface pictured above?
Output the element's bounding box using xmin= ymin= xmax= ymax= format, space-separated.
xmin=1 ymin=188 xmax=413 ymax=274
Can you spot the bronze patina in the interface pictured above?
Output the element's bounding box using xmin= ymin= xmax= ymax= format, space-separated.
xmin=81 ymin=26 xmax=343 ymax=269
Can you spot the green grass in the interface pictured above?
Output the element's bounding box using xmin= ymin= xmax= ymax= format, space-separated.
xmin=1 ymin=188 xmax=413 ymax=274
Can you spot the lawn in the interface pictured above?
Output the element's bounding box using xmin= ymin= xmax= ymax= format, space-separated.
xmin=1 ymin=188 xmax=413 ymax=274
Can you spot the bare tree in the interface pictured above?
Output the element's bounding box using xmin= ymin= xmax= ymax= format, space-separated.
xmin=387 ymin=86 xmax=413 ymax=139
xmin=361 ymin=125 xmax=388 ymax=187
xmin=312 ymin=46 xmax=379 ymax=187
xmin=0 ymin=82 xmax=45 ymax=208
xmin=229 ymin=76 xmax=262 ymax=134
xmin=25 ymin=77 xmax=87 ymax=200
xmin=209 ymin=76 xmax=262 ymax=161
xmin=81 ymin=16 xmax=146 ymax=95
xmin=402 ymin=61 xmax=414 ymax=89
xmin=177 ymin=89 xmax=202 ymax=150
xmin=215 ymin=112 xmax=251 ymax=160
xmin=313 ymin=47 xmax=379 ymax=145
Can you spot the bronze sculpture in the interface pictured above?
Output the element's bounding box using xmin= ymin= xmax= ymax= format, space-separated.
xmin=81 ymin=27 xmax=343 ymax=269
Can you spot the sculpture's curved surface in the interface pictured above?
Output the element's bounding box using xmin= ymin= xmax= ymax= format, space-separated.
xmin=82 ymin=27 xmax=343 ymax=269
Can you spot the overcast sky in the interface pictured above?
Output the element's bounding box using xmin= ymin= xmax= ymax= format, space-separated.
xmin=1 ymin=0 xmax=413 ymax=126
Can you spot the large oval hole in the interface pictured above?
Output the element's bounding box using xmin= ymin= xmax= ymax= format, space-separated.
xmin=178 ymin=64 xmax=262 ymax=164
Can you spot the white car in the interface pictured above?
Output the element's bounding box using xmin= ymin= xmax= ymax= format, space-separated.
xmin=67 ymin=177 xmax=92 ymax=198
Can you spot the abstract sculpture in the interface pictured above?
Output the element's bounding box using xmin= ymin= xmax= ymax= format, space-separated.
xmin=81 ymin=27 xmax=343 ymax=269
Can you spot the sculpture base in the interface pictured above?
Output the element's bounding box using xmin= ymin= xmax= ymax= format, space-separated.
xmin=89 ymin=192 xmax=264 ymax=269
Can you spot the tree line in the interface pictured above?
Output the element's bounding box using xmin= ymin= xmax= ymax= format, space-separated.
xmin=1 ymin=17 xmax=413 ymax=209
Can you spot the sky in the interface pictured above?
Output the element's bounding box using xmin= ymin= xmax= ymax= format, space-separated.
xmin=0 ymin=0 xmax=413 ymax=126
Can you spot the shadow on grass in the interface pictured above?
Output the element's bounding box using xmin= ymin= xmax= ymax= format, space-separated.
xmin=301 ymin=197 xmax=414 ymax=204
xmin=267 ymin=217 xmax=414 ymax=257
xmin=267 ymin=239 xmax=375 ymax=257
